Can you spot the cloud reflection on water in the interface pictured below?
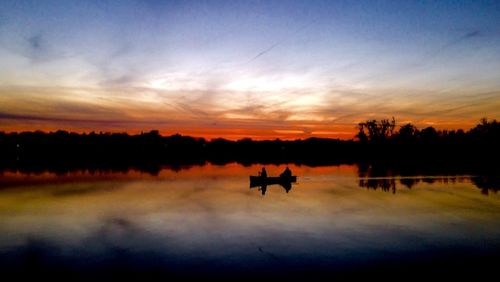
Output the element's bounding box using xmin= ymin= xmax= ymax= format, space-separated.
xmin=0 ymin=163 xmax=499 ymax=278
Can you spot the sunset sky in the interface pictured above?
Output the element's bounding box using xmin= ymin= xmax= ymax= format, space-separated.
xmin=1 ymin=0 xmax=499 ymax=139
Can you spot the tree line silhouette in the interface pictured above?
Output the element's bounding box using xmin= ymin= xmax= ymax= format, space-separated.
xmin=0 ymin=118 xmax=498 ymax=173
xmin=355 ymin=117 xmax=499 ymax=159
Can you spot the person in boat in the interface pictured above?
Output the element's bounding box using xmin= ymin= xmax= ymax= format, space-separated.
xmin=280 ymin=167 xmax=292 ymax=178
xmin=260 ymin=167 xmax=267 ymax=178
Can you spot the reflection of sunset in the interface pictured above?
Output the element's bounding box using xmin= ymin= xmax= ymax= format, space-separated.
xmin=1 ymin=164 xmax=499 ymax=278
xmin=1 ymin=165 xmax=499 ymax=252
xmin=0 ymin=163 xmax=357 ymax=188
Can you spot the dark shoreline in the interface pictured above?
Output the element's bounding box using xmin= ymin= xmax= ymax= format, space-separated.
xmin=1 ymin=118 xmax=498 ymax=181
xmin=1 ymin=119 xmax=498 ymax=165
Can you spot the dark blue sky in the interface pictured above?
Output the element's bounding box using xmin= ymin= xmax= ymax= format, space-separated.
xmin=1 ymin=0 xmax=499 ymax=138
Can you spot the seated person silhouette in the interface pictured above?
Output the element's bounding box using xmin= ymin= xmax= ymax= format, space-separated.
xmin=280 ymin=167 xmax=292 ymax=178
xmin=260 ymin=167 xmax=267 ymax=178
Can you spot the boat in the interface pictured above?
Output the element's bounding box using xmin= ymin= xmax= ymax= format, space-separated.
xmin=249 ymin=175 xmax=297 ymax=187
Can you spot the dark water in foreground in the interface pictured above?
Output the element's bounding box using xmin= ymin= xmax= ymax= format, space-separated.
xmin=0 ymin=164 xmax=499 ymax=280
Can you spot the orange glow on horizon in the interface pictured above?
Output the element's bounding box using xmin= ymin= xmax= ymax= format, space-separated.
xmin=0 ymin=119 xmax=484 ymax=140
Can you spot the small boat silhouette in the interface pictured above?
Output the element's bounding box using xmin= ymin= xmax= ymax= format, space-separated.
xmin=249 ymin=175 xmax=297 ymax=187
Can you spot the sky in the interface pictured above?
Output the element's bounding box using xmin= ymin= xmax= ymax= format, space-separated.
xmin=0 ymin=0 xmax=499 ymax=139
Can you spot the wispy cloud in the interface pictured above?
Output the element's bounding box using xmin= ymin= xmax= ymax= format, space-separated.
xmin=424 ymin=30 xmax=482 ymax=61
xmin=245 ymin=17 xmax=319 ymax=64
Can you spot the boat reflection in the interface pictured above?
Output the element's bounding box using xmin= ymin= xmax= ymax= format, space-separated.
xmin=249 ymin=175 xmax=297 ymax=195
xmin=249 ymin=181 xmax=294 ymax=195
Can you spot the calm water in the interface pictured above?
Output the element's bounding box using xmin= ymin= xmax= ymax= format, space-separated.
xmin=0 ymin=164 xmax=499 ymax=279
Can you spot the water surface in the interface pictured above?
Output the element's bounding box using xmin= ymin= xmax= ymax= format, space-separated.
xmin=0 ymin=164 xmax=499 ymax=279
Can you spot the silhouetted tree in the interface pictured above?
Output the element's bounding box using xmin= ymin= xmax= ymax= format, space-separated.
xmin=397 ymin=123 xmax=418 ymax=141
xmin=419 ymin=126 xmax=438 ymax=142
xmin=356 ymin=117 xmax=396 ymax=142
xmin=469 ymin=118 xmax=499 ymax=141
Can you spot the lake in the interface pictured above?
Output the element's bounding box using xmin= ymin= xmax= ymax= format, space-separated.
xmin=0 ymin=163 xmax=499 ymax=280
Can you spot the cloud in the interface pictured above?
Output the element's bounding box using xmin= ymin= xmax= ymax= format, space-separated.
xmin=28 ymin=34 xmax=42 ymax=50
xmin=247 ymin=42 xmax=280 ymax=63
xmin=424 ymin=30 xmax=482 ymax=61
xmin=0 ymin=111 xmax=162 ymax=126
xmin=245 ymin=17 xmax=319 ymax=64
xmin=1 ymin=70 xmax=498 ymax=138
xmin=22 ymin=32 xmax=72 ymax=63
